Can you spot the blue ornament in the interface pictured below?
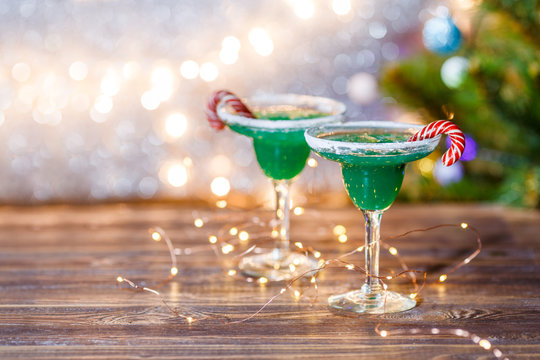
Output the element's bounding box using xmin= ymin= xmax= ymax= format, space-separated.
xmin=422 ymin=16 xmax=462 ymax=55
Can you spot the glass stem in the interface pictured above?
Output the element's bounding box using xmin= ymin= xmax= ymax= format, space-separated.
xmin=361 ymin=209 xmax=383 ymax=295
xmin=272 ymin=179 xmax=291 ymax=260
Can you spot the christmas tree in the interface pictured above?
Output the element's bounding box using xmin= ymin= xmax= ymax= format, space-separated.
xmin=381 ymin=0 xmax=540 ymax=207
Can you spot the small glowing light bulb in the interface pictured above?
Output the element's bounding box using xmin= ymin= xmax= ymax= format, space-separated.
xmin=409 ymin=293 xmax=417 ymax=299
xmin=186 ymin=317 xmax=193 ymax=324
xmin=219 ymin=47 xmax=239 ymax=65
xmin=116 ymin=276 xmax=123 ymax=283
xmin=289 ymin=264 xmax=296 ymax=272
xmin=180 ymin=60 xmax=199 ymax=79
xmin=258 ymin=277 xmax=268 ymax=284
xmin=439 ymin=274 xmax=448 ymax=282
xmin=170 ymin=267 xmax=178 ymax=276
xmin=294 ymin=290 xmax=301 ymax=299
xmin=165 ymin=113 xmax=187 ymax=138
xmin=151 ymin=232 xmax=161 ymax=241
xmin=338 ymin=234 xmax=348 ymax=243
xmin=333 ymin=225 xmax=346 ymax=236
xmin=238 ymin=231 xmax=249 ymax=241
xmin=380 ymin=330 xmax=388 ymax=337
xmin=292 ymin=0 xmax=315 ymax=19
xmin=332 ymin=0 xmax=351 ymax=15
xmin=166 ymin=163 xmax=188 ymax=187
xmin=307 ymin=158 xmax=318 ymax=167
xmin=229 ymin=227 xmax=238 ymax=236
xmin=389 ymin=247 xmax=398 ymax=255
xmin=249 ymin=28 xmax=274 ymax=56
xmin=194 ymin=218 xmax=204 ymax=228
xmin=293 ymin=206 xmax=304 ymax=215
xmin=208 ymin=235 xmax=217 ymax=244
xmin=141 ymin=90 xmax=160 ymax=110
xmin=221 ymin=244 xmax=234 ymax=254
xmin=479 ymin=339 xmax=491 ymax=350
xmin=94 ymin=95 xmax=113 ymax=114
xmin=461 ymin=222 xmax=469 ymax=229
xmin=294 ymin=242 xmax=303 ymax=249
xmin=211 ymin=177 xmax=230 ymax=197
xmin=69 ymin=61 xmax=88 ymax=81
xmin=199 ymin=62 xmax=218 ymax=82
xmin=227 ymin=269 xmax=237 ymax=276
xmin=221 ymin=36 xmax=241 ymax=52
xmin=313 ymin=251 xmax=321 ymax=259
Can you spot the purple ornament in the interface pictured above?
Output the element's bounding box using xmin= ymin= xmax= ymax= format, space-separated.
xmin=446 ymin=133 xmax=476 ymax=161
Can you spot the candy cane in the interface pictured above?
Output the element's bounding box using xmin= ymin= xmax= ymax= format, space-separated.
xmin=206 ymin=90 xmax=255 ymax=130
xmin=408 ymin=120 xmax=465 ymax=166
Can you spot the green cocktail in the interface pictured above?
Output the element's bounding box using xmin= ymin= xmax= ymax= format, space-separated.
xmin=217 ymin=94 xmax=346 ymax=281
xmin=305 ymin=122 xmax=441 ymax=313
xmin=229 ymin=107 xmax=327 ymax=180
xmin=318 ymin=131 xmax=434 ymax=210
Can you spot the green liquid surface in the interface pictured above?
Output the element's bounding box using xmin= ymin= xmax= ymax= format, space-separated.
xmin=229 ymin=107 xmax=330 ymax=180
xmin=317 ymin=131 xmax=433 ymax=210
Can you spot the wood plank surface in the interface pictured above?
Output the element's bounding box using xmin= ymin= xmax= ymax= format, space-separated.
xmin=0 ymin=203 xmax=539 ymax=359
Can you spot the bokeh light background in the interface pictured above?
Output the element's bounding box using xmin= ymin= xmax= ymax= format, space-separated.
xmin=0 ymin=0 xmax=464 ymax=205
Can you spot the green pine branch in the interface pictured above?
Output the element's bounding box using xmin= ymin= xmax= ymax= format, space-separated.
xmin=380 ymin=0 xmax=540 ymax=206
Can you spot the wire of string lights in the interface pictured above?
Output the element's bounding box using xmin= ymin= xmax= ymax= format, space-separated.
xmin=116 ymin=215 xmax=506 ymax=359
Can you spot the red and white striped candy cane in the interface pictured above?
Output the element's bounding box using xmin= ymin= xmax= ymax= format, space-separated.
xmin=205 ymin=90 xmax=255 ymax=130
xmin=408 ymin=120 xmax=465 ymax=166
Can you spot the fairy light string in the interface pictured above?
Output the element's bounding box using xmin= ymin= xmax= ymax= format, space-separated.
xmin=149 ymin=226 xmax=178 ymax=279
xmin=116 ymin=226 xmax=229 ymax=324
xmin=114 ymin=214 xmax=504 ymax=358
xmin=374 ymin=324 xmax=508 ymax=360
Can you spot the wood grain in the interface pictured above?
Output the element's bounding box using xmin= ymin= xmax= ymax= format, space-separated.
xmin=0 ymin=203 xmax=539 ymax=359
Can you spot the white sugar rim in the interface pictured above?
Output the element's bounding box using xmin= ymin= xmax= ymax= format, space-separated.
xmin=216 ymin=93 xmax=346 ymax=130
xmin=305 ymin=121 xmax=442 ymax=155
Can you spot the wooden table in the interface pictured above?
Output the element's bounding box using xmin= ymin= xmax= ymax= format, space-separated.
xmin=0 ymin=203 xmax=539 ymax=359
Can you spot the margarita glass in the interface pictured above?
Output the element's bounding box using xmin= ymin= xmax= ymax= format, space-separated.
xmin=305 ymin=121 xmax=441 ymax=313
xmin=217 ymin=94 xmax=346 ymax=281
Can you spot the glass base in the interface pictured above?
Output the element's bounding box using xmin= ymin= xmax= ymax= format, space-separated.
xmin=328 ymin=286 xmax=416 ymax=314
xmin=238 ymin=250 xmax=318 ymax=281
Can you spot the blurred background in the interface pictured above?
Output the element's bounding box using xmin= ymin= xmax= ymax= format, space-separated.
xmin=0 ymin=0 xmax=538 ymax=208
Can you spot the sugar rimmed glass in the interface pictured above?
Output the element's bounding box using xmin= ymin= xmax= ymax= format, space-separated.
xmin=217 ymin=94 xmax=346 ymax=281
xmin=305 ymin=121 xmax=441 ymax=313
